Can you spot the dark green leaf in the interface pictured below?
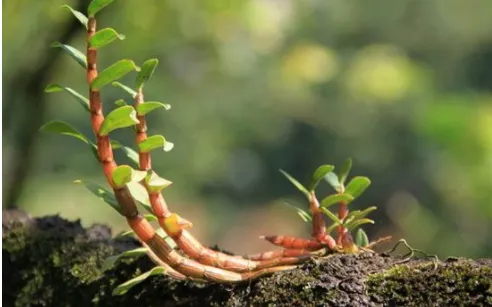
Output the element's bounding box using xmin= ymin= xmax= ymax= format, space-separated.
xmin=74 ymin=180 xmax=121 ymax=214
xmin=136 ymin=59 xmax=159 ymax=89
xmin=145 ymin=171 xmax=172 ymax=193
xmin=102 ymin=247 xmax=147 ymax=271
xmin=338 ymin=158 xmax=352 ymax=185
xmin=320 ymin=207 xmax=342 ymax=225
xmin=345 ymin=177 xmax=371 ymax=200
xmin=137 ymin=135 xmax=173 ymax=153
xmin=355 ymin=228 xmax=369 ymax=247
xmin=325 ymin=172 xmax=341 ymax=192
xmin=90 ymin=28 xmax=125 ymax=49
xmin=120 ymin=146 xmax=140 ymax=167
xmin=320 ymin=193 xmax=354 ymax=208
xmin=61 ymin=5 xmax=88 ymax=28
xmin=111 ymin=165 xmax=147 ymax=187
xmin=44 ymin=84 xmax=90 ymax=112
xmin=279 ymin=170 xmax=310 ymax=200
xmin=88 ymin=0 xmax=115 ymax=16
xmin=309 ymin=165 xmax=334 ymax=191
xmin=91 ymin=60 xmax=139 ymax=90
xmin=112 ymin=267 xmax=166 ymax=296
xmin=40 ymin=120 xmax=89 ymax=144
xmin=51 ymin=42 xmax=87 ymax=68
xmin=112 ymin=81 xmax=137 ymax=98
xmin=99 ymin=106 xmax=139 ymax=136
xmin=136 ymin=101 xmax=171 ymax=116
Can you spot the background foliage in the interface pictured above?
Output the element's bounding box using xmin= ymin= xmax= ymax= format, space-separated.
xmin=3 ymin=0 xmax=492 ymax=257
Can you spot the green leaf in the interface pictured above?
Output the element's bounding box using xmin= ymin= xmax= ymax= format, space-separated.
xmin=338 ymin=158 xmax=352 ymax=185
xmin=112 ymin=266 xmax=166 ymax=296
xmin=309 ymin=165 xmax=334 ymax=191
xmin=355 ymin=228 xmax=369 ymax=247
xmin=324 ymin=172 xmax=341 ymax=192
xmin=345 ymin=177 xmax=371 ymax=200
xmin=61 ymin=5 xmax=88 ymax=28
xmin=91 ymin=60 xmax=140 ymax=90
xmin=102 ymin=247 xmax=147 ymax=271
xmin=126 ymin=181 xmax=153 ymax=213
xmin=145 ymin=171 xmax=173 ymax=193
xmin=120 ymin=146 xmax=140 ymax=166
xmin=110 ymin=140 xmax=122 ymax=149
xmin=137 ymin=135 xmax=173 ymax=153
xmin=344 ymin=218 xmax=374 ymax=231
xmin=320 ymin=207 xmax=342 ymax=225
xmin=90 ymin=28 xmax=125 ymax=49
xmin=136 ymin=102 xmax=171 ymax=116
xmin=51 ymin=42 xmax=87 ymax=69
xmin=114 ymin=99 xmax=127 ymax=107
xmin=99 ymin=106 xmax=139 ymax=136
xmin=320 ymin=193 xmax=354 ymax=208
xmin=112 ymin=165 xmax=147 ymax=187
xmin=112 ymin=81 xmax=137 ymax=98
xmin=283 ymin=201 xmax=312 ymax=222
xmin=345 ymin=206 xmax=377 ymax=222
xmin=44 ymin=84 xmax=90 ymax=112
xmin=136 ymin=59 xmax=159 ymax=89
xmin=40 ymin=120 xmax=89 ymax=144
xmin=74 ymin=180 xmax=121 ymax=214
xmin=326 ymin=222 xmax=338 ymax=235
xmin=143 ymin=214 xmax=157 ymax=222
xmin=279 ymin=170 xmax=310 ymax=200
xmin=88 ymin=0 xmax=115 ymax=16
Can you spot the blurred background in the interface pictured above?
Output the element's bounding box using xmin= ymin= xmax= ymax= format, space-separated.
xmin=3 ymin=0 xmax=491 ymax=258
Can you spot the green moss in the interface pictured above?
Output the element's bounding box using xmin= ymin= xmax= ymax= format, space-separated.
xmin=367 ymin=260 xmax=492 ymax=306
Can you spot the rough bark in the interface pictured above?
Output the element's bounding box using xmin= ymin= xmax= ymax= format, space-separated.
xmin=3 ymin=209 xmax=491 ymax=307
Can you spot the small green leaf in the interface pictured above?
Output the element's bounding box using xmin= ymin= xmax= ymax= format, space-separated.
xmin=338 ymin=158 xmax=352 ymax=185
xmin=120 ymin=146 xmax=140 ymax=167
xmin=326 ymin=223 xmax=338 ymax=235
xmin=345 ymin=206 xmax=377 ymax=222
xmin=99 ymin=106 xmax=139 ymax=136
xmin=309 ymin=165 xmax=334 ymax=191
xmin=145 ymin=171 xmax=173 ymax=193
xmin=91 ymin=60 xmax=140 ymax=90
xmin=137 ymin=135 xmax=173 ymax=153
xmin=61 ymin=5 xmax=88 ymax=28
xmin=279 ymin=170 xmax=310 ymax=200
xmin=110 ymin=140 xmax=122 ymax=149
xmin=283 ymin=201 xmax=312 ymax=222
xmin=325 ymin=172 xmax=341 ymax=192
xmin=102 ymin=247 xmax=147 ymax=271
xmin=112 ymin=165 xmax=147 ymax=187
xmin=44 ymin=84 xmax=90 ymax=112
xmin=344 ymin=218 xmax=374 ymax=231
xmin=90 ymin=28 xmax=125 ymax=49
xmin=112 ymin=81 xmax=137 ymax=98
xmin=143 ymin=214 xmax=157 ymax=222
xmin=51 ymin=42 xmax=87 ymax=69
xmin=136 ymin=59 xmax=159 ymax=89
xmin=40 ymin=120 xmax=89 ymax=144
xmin=74 ymin=180 xmax=121 ymax=214
xmin=345 ymin=177 xmax=371 ymax=200
xmin=136 ymin=102 xmax=171 ymax=116
xmin=88 ymin=0 xmax=115 ymax=16
xmin=355 ymin=228 xmax=369 ymax=247
xmin=320 ymin=193 xmax=354 ymax=208
xmin=126 ymin=181 xmax=153 ymax=213
xmin=114 ymin=99 xmax=127 ymax=107
xmin=112 ymin=266 xmax=166 ymax=296
xmin=320 ymin=207 xmax=342 ymax=225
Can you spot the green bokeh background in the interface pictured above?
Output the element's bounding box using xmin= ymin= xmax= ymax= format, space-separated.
xmin=3 ymin=0 xmax=491 ymax=257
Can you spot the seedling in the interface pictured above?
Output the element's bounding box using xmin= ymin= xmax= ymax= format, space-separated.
xmin=40 ymin=0 xmax=386 ymax=295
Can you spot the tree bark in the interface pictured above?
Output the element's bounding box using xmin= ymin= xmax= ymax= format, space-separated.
xmin=3 ymin=209 xmax=491 ymax=307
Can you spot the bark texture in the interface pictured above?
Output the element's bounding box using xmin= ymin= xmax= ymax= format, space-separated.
xmin=3 ymin=209 xmax=492 ymax=307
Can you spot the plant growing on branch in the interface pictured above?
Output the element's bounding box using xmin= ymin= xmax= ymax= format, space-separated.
xmin=40 ymin=0 xmax=383 ymax=295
